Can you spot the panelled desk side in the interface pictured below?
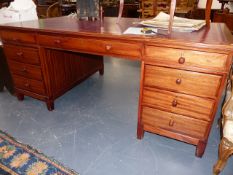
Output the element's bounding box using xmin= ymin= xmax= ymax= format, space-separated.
xmin=0 ymin=17 xmax=233 ymax=157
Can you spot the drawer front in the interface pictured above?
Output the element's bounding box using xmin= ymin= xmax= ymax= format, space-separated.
xmin=145 ymin=46 xmax=228 ymax=71
xmin=38 ymin=35 xmax=141 ymax=58
xmin=141 ymin=106 xmax=209 ymax=139
xmin=1 ymin=31 xmax=36 ymax=44
xmin=8 ymin=61 xmax=43 ymax=81
xmin=13 ymin=75 xmax=46 ymax=95
xmin=4 ymin=45 xmax=40 ymax=65
xmin=144 ymin=65 xmax=222 ymax=98
xmin=142 ymin=88 xmax=214 ymax=121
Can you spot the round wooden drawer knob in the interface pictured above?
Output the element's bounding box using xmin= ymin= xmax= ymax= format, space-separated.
xmin=54 ymin=39 xmax=61 ymax=44
xmin=176 ymin=78 xmax=182 ymax=85
xmin=172 ymin=99 xmax=178 ymax=107
xmin=105 ymin=45 xmax=112 ymax=51
xmin=24 ymin=83 xmax=30 ymax=88
xmin=178 ymin=57 xmax=185 ymax=64
xmin=12 ymin=38 xmax=20 ymax=42
xmin=22 ymin=68 xmax=27 ymax=73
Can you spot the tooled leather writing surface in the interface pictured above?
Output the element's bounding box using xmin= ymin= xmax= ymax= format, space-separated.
xmin=0 ymin=17 xmax=232 ymax=48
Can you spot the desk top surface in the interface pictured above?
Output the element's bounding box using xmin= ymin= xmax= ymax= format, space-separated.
xmin=0 ymin=17 xmax=233 ymax=52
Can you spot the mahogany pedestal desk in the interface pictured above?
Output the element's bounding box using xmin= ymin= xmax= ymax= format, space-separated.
xmin=0 ymin=17 xmax=233 ymax=157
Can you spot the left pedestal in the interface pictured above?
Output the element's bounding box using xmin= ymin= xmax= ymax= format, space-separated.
xmin=1 ymin=30 xmax=104 ymax=111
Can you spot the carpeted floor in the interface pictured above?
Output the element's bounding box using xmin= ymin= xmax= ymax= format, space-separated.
xmin=0 ymin=168 xmax=11 ymax=175
xmin=0 ymin=130 xmax=79 ymax=175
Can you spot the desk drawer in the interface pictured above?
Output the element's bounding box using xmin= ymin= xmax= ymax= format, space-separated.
xmin=38 ymin=35 xmax=141 ymax=58
xmin=144 ymin=65 xmax=221 ymax=98
xmin=142 ymin=106 xmax=209 ymax=139
xmin=142 ymin=88 xmax=214 ymax=121
xmin=1 ymin=31 xmax=36 ymax=44
xmin=8 ymin=61 xmax=43 ymax=81
xmin=4 ymin=45 xmax=40 ymax=65
xmin=13 ymin=75 xmax=46 ymax=95
xmin=144 ymin=46 xmax=228 ymax=71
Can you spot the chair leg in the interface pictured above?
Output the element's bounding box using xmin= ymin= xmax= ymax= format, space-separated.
xmin=0 ymin=84 xmax=4 ymax=92
xmin=46 ymin=100 xmax=54 ymax=111
xmin=195 ymin=140 xmax=207 ymax=157
xmin=213 ymin=138 xmax=233 ymax=174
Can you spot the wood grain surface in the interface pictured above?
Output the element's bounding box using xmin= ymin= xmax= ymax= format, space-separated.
xmin=0 ymin=17 xmax=232 ymax=157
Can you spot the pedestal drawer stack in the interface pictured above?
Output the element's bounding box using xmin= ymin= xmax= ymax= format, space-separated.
xmin=138 ymin=45 xmax=229 ymax=157
xmin=4 ymin=45 xmax=46 ymax=96
xmin=1 ymin=31 xmax=47 ymax=102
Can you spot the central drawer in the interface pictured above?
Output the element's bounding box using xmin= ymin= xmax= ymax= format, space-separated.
xmin=144 ymin=65 xmax=222 ymax=98
xmin=37 ymin=35 xmax=142 ymax=59
xmin=142 ymin=88 xmax=214 ymax=121
xmin=141 ymin=106 xmax=209 ymax=139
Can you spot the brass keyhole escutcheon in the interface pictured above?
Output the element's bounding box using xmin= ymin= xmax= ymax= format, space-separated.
xmin=172 ymin=99 xmax=178 ymax=107
xmin=24 ymin=83 xmax=30 ymax=88
xmin=17 ymin=52 xmax=23 ymax=57
xmin=169 ymin=119 xmax=175 ymax=127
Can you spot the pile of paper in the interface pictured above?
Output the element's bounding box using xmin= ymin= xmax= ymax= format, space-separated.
xmin=140 ymin=12 xmax=206 ymax=32
xmin=0 ymin=0 xmax=37 ymax=24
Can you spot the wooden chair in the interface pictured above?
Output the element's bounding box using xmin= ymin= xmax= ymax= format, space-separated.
xmin=213 ymin=69 xmax=233 ymax=175
xmin=137 ymin=0 xmax=157 ymax=18
xmin=117 ymin=0 xmax=213 ymax=31
xmin=46 ymin=1 xmax=60 ymax=18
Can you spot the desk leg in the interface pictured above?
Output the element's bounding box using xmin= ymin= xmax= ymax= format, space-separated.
xmin=195 ymin=140 xmax=207 ymax=157
xmin=99 ymin=67 xmax=104 ymax=75
xmin=98 ymin=56 xmax=104 ymax=75
xmin=0 ymin=84 xmax=4 ymax=92
xmin=0 ymin=57 xmax=3 ymax=92
xmin=46 ymin=100 xmax=54 ymax=111
xmin=137 ymin=125 xmax=144 ymax=139
xmin=16 ymin=93 xmax=24 ymax=101
xmin=137 ymin=61 xmax=145 ymax=139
